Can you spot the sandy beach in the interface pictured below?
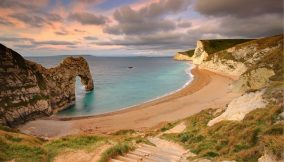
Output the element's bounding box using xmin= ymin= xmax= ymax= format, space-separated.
xmin=19 ymin=66 xmax=240 ymax=138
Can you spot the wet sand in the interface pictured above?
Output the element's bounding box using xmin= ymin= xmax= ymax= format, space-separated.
xmin=19 ymin=66 xmax=240 ymax=138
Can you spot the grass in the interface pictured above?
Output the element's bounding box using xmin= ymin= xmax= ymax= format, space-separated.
xmin=99 ymin=142 xmax=135 ymax=162
xmin=0 ymin=130 xmax=46 ymax=162
xmin=178 ymin=49 xmax=195 ymax=57
xmin=160 ymin=122 xmax=176 ymax=132
xmin=112 ymin=129 xmax=137 ymax=136
xmin=0 ymin=130 xmax=107 ymax=162
xmin=162 ymin=104 xmax=284 ymax=161
xmin=43 ymin=135 xmax=106 ymax=161
xmin=201 ymin=39 xmax=253 ymax=55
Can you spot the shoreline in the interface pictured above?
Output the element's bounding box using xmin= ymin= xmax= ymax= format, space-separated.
xmin=19 ymin=65 xmax=240 ymax=138
xmin=53 ymin=62 xmax=195 ymax=120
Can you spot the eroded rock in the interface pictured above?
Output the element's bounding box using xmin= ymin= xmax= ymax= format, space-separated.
xmin=208 ymin=90 xmax=267 ymax=126
xmin=0 ymin=44 xmax=94 ymax=126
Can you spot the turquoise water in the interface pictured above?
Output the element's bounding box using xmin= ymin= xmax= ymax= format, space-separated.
xmin=27 ymin=56 xmax=192 ymax=117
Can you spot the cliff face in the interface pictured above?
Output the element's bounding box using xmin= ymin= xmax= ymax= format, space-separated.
xmin=191 ymin=40 xmax=209 ymax=64
xmin=199 ymin=35 xmax=283 ymax=80
xmin=173 ymin=49 xmax=195 ymax=61
xmin=0 ymin=44 xmax=94 ymax=126
xmin=173 ymin=52 xmax=192 ymax=61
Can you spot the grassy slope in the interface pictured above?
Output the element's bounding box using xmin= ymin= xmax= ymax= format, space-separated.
xmin=0 ymin=126 xmax=152 ymax=162
xmin=177 ymin=39 xmax=252 ymax=58
xmin=162 ymin=103 xmax=283 ymax=161
xmin=206 ymin=35 xmax=283 ymax=63
xmin=201 ymin=39 xmax=253 ymax=55
xmin=178 ymin=49 xmax=195 ymax=57
xmin=162 ymin=35 xmax=284 ymax=161
xmin=0 ymin=126 xmax=108 ymax=162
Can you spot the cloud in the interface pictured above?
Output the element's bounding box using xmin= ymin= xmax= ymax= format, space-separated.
xmin=55 ymin=28 xmax=69 ymax=35
xmin=218 ymin=15 xmax=283 ymax=37
xmin=0 ymin=0 xmax=48 ymax=10
xmin=104 ymin=16 xmax=176 ymax=35
xmin=191 ymin=0 xmax=283 ymax=39
xmin=68 ymin=12 xmax=108 ymax=25
xmin=0 ymin=36 xmax=78 ymax=50
xmin=177 ymin=21 xmax=192 ymax=28
xmin=96 ymin=31 xmax=199 ymax=50
xmin=10 ymin=14 xmax=46 ymax=27
xmin=195 ymin=0 xmax=283 ymax=17
xmin=32 ymin=40 xmax=77 ymax=46
xmin=10 ymin=13 xmax=62 ymax=27
xmin=103 ymin=0 xmax=191 ymax=35
xmin=84 ymin=36 xmax=98 ymax=40
xmin=0 ymin=37 xmax=33 ymax=42
xmin=74 ymin=29 xmax=87 ymax=33
xmin=0 ymin=18 xmax=13 ymax=26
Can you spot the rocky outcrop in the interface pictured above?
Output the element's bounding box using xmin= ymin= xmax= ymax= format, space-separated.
xmin=208 ymin=90 xmax=267 ymax=126
xmin=173 ymin=52 xmax=192 ymax=61
xmin=199 ymin=35 xmax=283 ymax=79
xmin=0 ymin=44 xmax=94 ymax=126
xmin=191 ymin=40 xmax=208 ymax=64
xmin=199 ymin=57 xmax=247 ymax=77
xmin=232 ymin=68 xmax=275 ymax=92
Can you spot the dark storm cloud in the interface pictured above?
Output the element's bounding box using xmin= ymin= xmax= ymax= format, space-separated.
xmin=195 ymin=0 xmax=283 ymax=17
xmin=103 ymin=0 xmax=191 ymax=35
xmin=68 ymin=12 xmax=108 ymax=25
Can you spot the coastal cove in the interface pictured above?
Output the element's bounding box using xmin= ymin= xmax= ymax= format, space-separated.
xmin=19 ymin=66 xmax=240 ymax=138
xmin=26 ymin=56 xmax=192 ymax=117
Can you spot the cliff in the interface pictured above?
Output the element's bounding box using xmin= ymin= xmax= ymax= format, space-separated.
xmin=167 ymin=34 xmax=284 ymax=162
xmin=173 ymin=49 xmax=195 ymax=61
xmin=0 ymin=44 xmax=94 ymax=126
xmin=199 ymin=35 xmax=283 ymax=78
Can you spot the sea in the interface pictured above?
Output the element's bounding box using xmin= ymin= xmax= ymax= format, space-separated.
xmin=26 ymin=56 xmax=193 ymax=117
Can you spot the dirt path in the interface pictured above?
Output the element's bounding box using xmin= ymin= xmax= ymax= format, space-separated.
xmin=110 ymin=122 xmax=191 ymax=162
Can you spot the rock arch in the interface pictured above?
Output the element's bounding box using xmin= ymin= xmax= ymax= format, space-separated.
xmin=0 ymin=44 xmax=94 ymax=126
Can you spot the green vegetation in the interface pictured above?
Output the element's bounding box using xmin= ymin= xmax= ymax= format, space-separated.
xmin=201 ymin=39 xmax=253 ymax=54
xmin=0 ymin=125 xmax=151 ymax=162
xmin=112 ymin=129 xmax=136 ymax=136
xmin=162 ymin=105 xmax=284 ymax=161
xmin=160 ymin=122 xmax=176 ymax=132
xmin=0 ymin=129 xmax=46 ymax=162
xmin=0 ymin=127 xmax=107 ymax=162
xmin=178 ymin=49 xmax=195 ymax=57
xmin=44 ymin=135 xmax=106 ymax=161
xmin=99 ymin=142 xmax=135 ymax=162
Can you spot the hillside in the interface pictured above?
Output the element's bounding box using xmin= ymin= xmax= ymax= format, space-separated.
xmin=174 ymin=39 xmax=252 ymax=61
xmin=169 ymin=34 xmax=284 ymax=161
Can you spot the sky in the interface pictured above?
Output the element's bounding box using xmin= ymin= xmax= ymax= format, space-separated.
xmin=0 ymin=0 xmax=283 ymax=56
